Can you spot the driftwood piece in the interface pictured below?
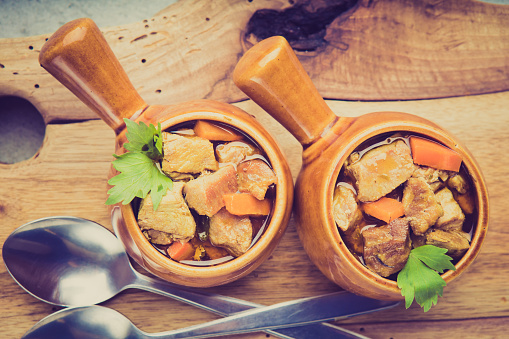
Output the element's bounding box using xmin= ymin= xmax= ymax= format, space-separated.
xmin=0 ymin=0 xmax=508 ymax=124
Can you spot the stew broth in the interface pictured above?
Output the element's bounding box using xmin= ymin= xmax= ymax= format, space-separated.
xmin=133 ymin=120 xmax=276 ymax=266
xmin=333 ymin=132 xmax=477 ymax=280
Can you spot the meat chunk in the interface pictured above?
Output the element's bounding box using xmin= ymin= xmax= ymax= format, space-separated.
xmin=216 ymin=141 xmax=259 ymax=165
xmin=435 ymin=188 xmax=465 ymax=232
xmin=410 ymin=233 xmax=427 ymax=249
xmin=161 ymin=132 xmax=218 ymax=175
xmin=138 ymin=182 xmax=196 ymax=243
xmin=347 ymin=140 xmax=414 ymax=202
xmin=412 ymin=165 xmax=449 ymax=184
xmin=237 ymin=159 xmax=277 ymax=200
xmin=448 ymin=173 xmax=475 ymax=215
xmin=142 ymin=229 xmax=173 ymax=245
xmin=184 ymin=165 xmax=238 ymax=217
xmin=426 ymin=229 xmax=470 ymax=258
xmin=343 ymin=223 xmax=364 ymax=255
xmin=402 ymin=177 xmax=444 ymax=235
xmin=206 ymin=243 xmax=230 ymax=260
xmin=447 ymin=173 xmax=469 ymax=194
xmin=209 ymin=208 xmax=252 ymax=257
xmin=453 ymin=191 xmax=475 ymax=215
xmin=362 ymin=218 xmax=411 ymax=277
xmin=332 ymin=185 xmax=363 ymax=232
xmin=412 ymin=165 xmax=449 ymax=192
xmin=164 ymin=172 xmax=195 ymax=182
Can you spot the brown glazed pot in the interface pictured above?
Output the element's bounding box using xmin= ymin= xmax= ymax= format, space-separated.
xmin=39 ymin=19 xmax=293 ymax=287
xmin=233 ymin=36 xmax=489 ymax=300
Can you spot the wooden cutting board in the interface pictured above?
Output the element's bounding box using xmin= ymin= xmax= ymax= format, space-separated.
xmin=1 ymin=0 xmax=508 ymax=338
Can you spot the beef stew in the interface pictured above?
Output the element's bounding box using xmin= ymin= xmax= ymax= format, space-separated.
xmin=135 ymin=120 xmax=277 ymax=266
xmin=333 ymin=133 xmax=476 ymax=278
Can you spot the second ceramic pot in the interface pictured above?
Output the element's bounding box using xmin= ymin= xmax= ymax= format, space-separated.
xmin=233 ymin=36 xmax=489 ymax=300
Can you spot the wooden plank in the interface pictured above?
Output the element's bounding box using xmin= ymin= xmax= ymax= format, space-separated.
xmin=338 ymin=316 xmax=509 ymax=339
xmin=306 ymin=0 xmax=509 ymax=100
xmin=0 ymin=92 xmax=508 ymax=337
xmin=1 ymin=0 xmax=508 ymax=337
xmin=0 ymin=0 xmax=508 ymax=124
xmin=0 ymin=0 xmax=288 ymax=124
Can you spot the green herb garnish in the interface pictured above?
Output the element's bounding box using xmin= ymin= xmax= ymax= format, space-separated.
xmin=106 ymin=119 xmax=172 ymax=210
xmin=397 ymin=245 xmax=456 ymax=312
xmin=123 ymin=119 xmax=164 ymax=160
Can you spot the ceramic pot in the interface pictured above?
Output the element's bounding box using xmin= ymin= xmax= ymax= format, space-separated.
xmin=39 ymin=19 xmax=293 ymax=287
xmin=233 ymin=36 xmax=489 ymax=300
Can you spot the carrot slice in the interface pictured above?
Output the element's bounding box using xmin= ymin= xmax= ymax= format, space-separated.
xmin=362 ymin=197 xmax=405 ymax=223
xmin=409 ymin=136 xmax=462 ymax=172
xmin=223 ymin=193 xmax=271 ymax=216
xmin=194 ymin=120 xmax=243 ymax=141
xmin=167 ymin=241 xmax=195 ymax=261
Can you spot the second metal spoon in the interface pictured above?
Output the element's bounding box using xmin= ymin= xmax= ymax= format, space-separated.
xmin=3 ymin=216 xmax=383 ymax=338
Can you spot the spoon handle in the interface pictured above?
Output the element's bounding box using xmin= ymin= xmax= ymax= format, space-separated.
xmin=133 ymin=273 xmax=257 ymax=315
xmin=149 ymin=292 xmax=398 ymax=339
xmin=39 ymin=18 xmax=147 ymax=132
xmin=132 ymin=274 xmax=369 ymax=339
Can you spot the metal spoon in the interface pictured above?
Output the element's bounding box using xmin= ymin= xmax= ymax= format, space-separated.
xmin=3 ymin=216 xmax=248 ymax=309
xmin=22 ymin=292 xmax=397 ymax=339
xmin=3 ymin=216 xmax=390 ymax=338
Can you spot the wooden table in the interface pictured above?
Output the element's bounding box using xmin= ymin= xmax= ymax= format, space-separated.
xmin=1 ymin=0 xmax=508 ymax=338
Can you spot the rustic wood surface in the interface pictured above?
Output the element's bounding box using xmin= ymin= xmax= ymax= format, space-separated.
xmin=0 ymin=0 xmax=508 ymax=338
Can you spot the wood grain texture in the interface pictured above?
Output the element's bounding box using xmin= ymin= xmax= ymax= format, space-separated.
xmin=308 ymin=0 xmax=509 ymax=100
xmin=339 ymin=316 xmax=509 ymax=339
xmin=1 ymin=0 xmax=508 ymax=338
xmin=0 ymin=0 xmax=288 ymax=124
xmin=1 ymin=0 xmax=508 ymax=123
xmin=1 ymin=92 xmax=508 ymax=338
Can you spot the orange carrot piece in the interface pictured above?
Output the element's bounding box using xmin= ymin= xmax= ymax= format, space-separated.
xmin=409 ymin=136 xmax=462 ymax=172
xmin=167 ymin=241 xmax=195 ymax=261
xmin=363 ymin=197 xmax=405 ymax=223
xmin=223 ymin=193 xmax=271 ymax=216
xmin=194 ymin=120 xmax=243 ymax=141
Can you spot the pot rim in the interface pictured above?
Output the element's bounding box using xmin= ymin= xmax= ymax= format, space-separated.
xmin=322 ymin=116 xmax=489 ymax=294
xmin=116 ymin=101 xmax=293 ymax=282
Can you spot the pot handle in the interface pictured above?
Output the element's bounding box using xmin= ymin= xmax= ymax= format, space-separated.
xmin=39 ymin=18 xmax=147 ymax=133
xmin=233 ymin=36 xmax=337 ymax=146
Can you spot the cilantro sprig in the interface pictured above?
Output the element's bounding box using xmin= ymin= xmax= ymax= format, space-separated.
xmin=397 ymin=245 xmax=456 ymax=312
xmin=106 ymin=119 xmax=172 ymax=210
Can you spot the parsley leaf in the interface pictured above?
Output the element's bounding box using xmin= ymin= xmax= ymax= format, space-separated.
xmin=123 ymin=118 xmax=163 ymax=160
xmin=106 ymin=119 xmax=172 ymax=210
xmin=106 ymin=153 xmax=172 ymax=210
xmin=397 ymin=245 xmax=456 ymax=312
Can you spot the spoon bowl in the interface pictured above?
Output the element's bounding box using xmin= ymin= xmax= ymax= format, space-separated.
xmin=22 ymin=306 xmax=139 ymax=339
xmin=3 ymin=216 xmax=131 ymax=306
xmin=2 ymin=215 xmax=291 ymax=311
xmin=2 ymin=215 xmax=287 ymax=310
